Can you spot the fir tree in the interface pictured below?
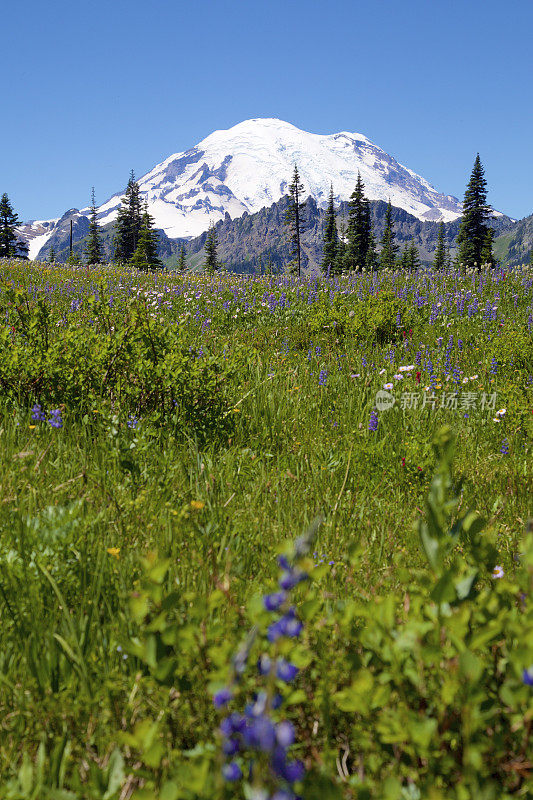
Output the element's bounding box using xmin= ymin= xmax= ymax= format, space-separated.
xmin=321 ymin=184 xmax=338 ymax=273
xmin=113 ymin=171 xmax=142 ymax=263
xmin=204 ymin=222 xmax=219 ymax=274
xmin=177 ymin=243 xmax=187 ymax=272
xmin=0 ymin=193 xmax=29 ymax=259
xmin=456 ymin=154 xmax=492 ymax=270
xmin=131 ymin=203 xmax=163 ymax=271
xmin=364 ymin=231 xmax=379 ymax=271
xmin=407 ymin=239 xmax=421 ymax=271
xmin=284 ymin=165 xmax=306 ymax=276
xmin=379 ymin=201 xmax=398 ymax=270
xmin=346 ymin=172 xmax=372 ymax=271
xmin=48 ymin=245 xmax=56 ymax=264
xmin=67 ymin=250 xmax=82 ymax=266
xmin=85 ymin=187 xmax=102 ymax=265
xmin=480 ymin=227 xmax=495 ymax=267
xmin=433 ymin=221 xmax=446 ymax=270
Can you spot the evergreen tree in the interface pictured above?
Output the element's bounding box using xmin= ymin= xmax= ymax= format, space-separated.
xmin=433 ymin=221 xmax=446 ymax=270
xmin=480 ymin=227 xmax=495 ymax=267
xmin=85 ymin=187 xmax=102 ymax=265
xmin=67 ymin=250 xmax=82 ymax=266
xmin=346 ymin=172 xmax=372 ymax=271
xmin=407 ymin=239 xmax=421 ymax=271
xmin=204 ymin=222 xmax=219 ymax=274
xmin=113 ymin=171 xmax=142 ymax=263
xmin=177 ymin=243 xmax=187 ymax=272
xmin=364 ymin=231 xmax=379 ymax=271
xmin=456 ymin=154 xmax=492 ymax=270
xmin=529 ymin=248 xmax=533 ymax=267
xmin=0 ymin=193 xmax=29 ymax=259
xmin=284 ymin=165 xmax=306 ymax=276
xmin=379 ymin=201 xmax=398 ymax=270
xmin=48 ymin=245 xmax=56 ymax=264
xmin=321 ymin=184 xmax=338 ymax=272
xmin=131 ymin=203 xmax=162 ymax=271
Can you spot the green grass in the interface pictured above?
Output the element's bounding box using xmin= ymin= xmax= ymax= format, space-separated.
xmin=0 ymin=259 xmax=531 ymax=798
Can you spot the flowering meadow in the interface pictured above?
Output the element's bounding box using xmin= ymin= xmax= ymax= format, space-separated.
xmin=0 ymin=258 xmax=532 ymax=799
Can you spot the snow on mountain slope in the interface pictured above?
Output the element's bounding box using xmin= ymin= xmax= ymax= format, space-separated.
xmin=17 ymin=218 xmax=59 ymax=259
xmin=96 ymin=118 xmax=463 ymax=238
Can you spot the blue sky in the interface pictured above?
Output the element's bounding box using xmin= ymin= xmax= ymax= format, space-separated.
xmin=4 ymin=0 xmax=532 ymax=222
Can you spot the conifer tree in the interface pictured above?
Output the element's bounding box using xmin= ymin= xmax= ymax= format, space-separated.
xmin=113 ymin=171 xmax=142 ymax=263
xmin=131 ymin=203 xmax=162 ymax=271
xmin=204 ymin=222 xmax=219 ymax=274
xmin=364 ymin=231 xmax=379 ymax=271
xmin=456 ymin=154 xmax=492 ymax=270
xmin=177 ymin=243 xmax=187 ymax=272
xmin=85 ymin=187 xmax=102 ymax=265
xmin=480 ymin=227 xmax=495 ymax=267
xmin=406 ymin=239 xmax=421 ymax=271
xmin=346 ymin=173 xmax=372 ymax=271
xmin=284 ymin=165 xmax=306 ymax=276
xmin=67 ymin=250 xmax=82 ymax=266
xmin=433 ymin=221 xmax=446 ymax=270
xmin=0 ymin=193 xmax=29 ymax=259
xmin=321 ymin=184 xmax=338 ymax=272
xmin=529 ymin=248 xmax=533 ymax=267
xmin=379 ymin=201 xmax=398 ymax=270
xmin=48 ymin=245 xmax=56 ymax=264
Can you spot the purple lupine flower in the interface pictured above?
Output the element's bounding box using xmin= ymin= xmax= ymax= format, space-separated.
xmin=276 ymin=659 xmax=299 ymax=683
xmin=48 ymin=409 xmax=63 ymax=429
xmin=264 ymin=591 xmax=287 ymax=611
xmin=222 ymin=762 xmax=243 ymax=782
xmin=31 ymin=403 xmax=46 ymax=422
xmin=213 ymin=687 xmax=233 ymax=708
xmin=127 ymin=414 xmax=139 ymax=429
xmin=276 ymin=721 xmax=295 ymax=748
xmin=523 ymin=666 xmax=533 ymax=686
xmin=500 ymin=439 xmax=509 ymax=455
xmin=368 ymin=409 xmax=378 ymax=432
xmin=318 ymin=369 xmax=328 ymax=386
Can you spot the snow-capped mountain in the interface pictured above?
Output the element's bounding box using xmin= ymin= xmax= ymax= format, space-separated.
xmin=95 ymin=118 xmax=463 ymax=238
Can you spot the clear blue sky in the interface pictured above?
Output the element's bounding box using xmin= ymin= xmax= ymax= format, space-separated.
xmin=3 ymin=0 xmax=532 ymax=222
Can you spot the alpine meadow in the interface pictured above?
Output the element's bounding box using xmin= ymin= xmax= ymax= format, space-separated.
xmin=1 ymin=1 xmax=533 ymax=797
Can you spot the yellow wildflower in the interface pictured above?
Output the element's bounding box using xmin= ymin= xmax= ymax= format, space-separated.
xmin=107 ymin=547 xmax=120 ymax=559
xmin=190 ymin=500 xmax=205 ymax=511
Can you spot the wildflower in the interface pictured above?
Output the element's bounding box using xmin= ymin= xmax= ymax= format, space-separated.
xmin=48 ymin=409 xmax=63 ymax=429
xmin=213 ymin=687 xmax=233 ymax=708
xmin=318 ymin=369 xmax=328 ymax=386
xmin=127 ymin=414 xmax=139 ymax=429
xmin=398 ymin=365 xmax=415 ymax=372
xmin=31 ymin=403 xmax=46 ymax=422
xmin=523 ymin=666 xmax=533 ymax=686
xmin=496 ymin=408 xmax=506 ymax=417
xmin=107 ymin=547 xmax=120 ymax=559
xmin=368 ymin=409 xmax=378 ymax=432
xmin=383 ymin=383 xmax=394 ymax=390
xmin=393 ymin=373 xmax=403 ymax=380
xmin=222 ymin=762 xmax=243 ymax=782
xmin=492 ymin=565 xmax=504 ymax=579
xmin=500 ymin=439 xmax=509 ymax=455
xmin=276 ymin=659 xmax=299 ymax=682
xmin=190 ymin=500 xmax=205 ymax=511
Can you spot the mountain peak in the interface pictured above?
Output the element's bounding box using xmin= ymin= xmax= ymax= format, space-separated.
xmin=93 ymin=119 xmax=464 ymax=239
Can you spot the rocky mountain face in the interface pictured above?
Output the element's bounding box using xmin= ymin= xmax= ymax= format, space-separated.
xmin=183 ymin=196 xmax=517 ymax=272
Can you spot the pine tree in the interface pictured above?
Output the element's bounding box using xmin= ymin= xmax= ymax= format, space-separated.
xmin=204 ymin=222 xmax=219 ymax=274
xmin=480 ymin=227 xmax=495 ymax=267
xmin=456 ymin=154 xmax=493 ymax=270
xmin=379 ymin=201 xmax=398 ymax=270
xmin=48 ymin=246 xmax=56 ymax=264
xmin=364 ymin=231 xmax=379 ymax=271
xmin=346 ymin=173 xmax=372 ymax=271
xmin=131 ymin=203 xmax=163 ymax=271
xmin=433 ymin=221 xmax=446 ymax=270
xmin=113 ymin=171 xmax=142 ymax=263
xmin=0 ymin=194 xmax=29 ymax=259
xmin=284 ymin=165 xmax=306 ymax=276
xmin=85 ymin=187 xmax=102 ymax=265
xmin=177 ymin=243 xmax=187 ymax=272
xmin=321 ymin=184 xmax=338 ymax=273
xmin=406 ymin=239 xmax=421 ymax=271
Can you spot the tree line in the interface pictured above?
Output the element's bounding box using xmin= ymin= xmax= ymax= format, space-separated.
xmin=285 ymin=154 xmax=503 ymax=273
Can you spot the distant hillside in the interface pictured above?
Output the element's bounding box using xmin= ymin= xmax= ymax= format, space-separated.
xmin=494 ymin=212 xmax=533 ymax=266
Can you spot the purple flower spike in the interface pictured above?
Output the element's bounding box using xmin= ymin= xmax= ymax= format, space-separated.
xmin=276 ymin=720 xmax=295 ymax=747
xmin=213 ymin=687 xmax=233 ymax=708
xmin=276 ymin=659 xmax=299 ymax=683
xmin=264 ymin=591 xmax=287 ymax=611
xmin=222 ymin=762 xmax=242 ymax=782
xmin=523 ymin=666 xmax=533 ymax=686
